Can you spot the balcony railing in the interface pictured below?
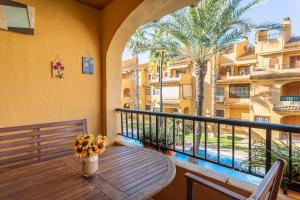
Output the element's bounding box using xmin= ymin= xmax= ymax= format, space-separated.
xmin=258 ymin=33 xmax=280 ymax=41
xmin=116 ymin=108 xmax=300 ymax=193
xmin=281 ymin=96 xmax=300 ymax=102
xmin=253 ymin=64 xmax=300 ymax=72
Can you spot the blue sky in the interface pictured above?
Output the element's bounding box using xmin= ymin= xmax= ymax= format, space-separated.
xmin=122 ymin=0 xmax=300 ymax=63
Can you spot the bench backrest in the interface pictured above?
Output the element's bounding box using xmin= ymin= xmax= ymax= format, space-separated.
xmin=0 ymin=119 xmax=87 ymax=172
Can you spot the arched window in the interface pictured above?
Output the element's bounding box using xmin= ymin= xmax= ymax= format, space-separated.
xmin=183 ymin=107 xmax=190 ymax=114
xmin=123 ymin=88 xmax=130 ymax=97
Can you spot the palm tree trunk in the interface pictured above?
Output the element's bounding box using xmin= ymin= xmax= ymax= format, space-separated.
xmin=211 ymin=51 xmax=217 ymax=136
xmin=193 ymin=63 xmax=207 ymax=156
xmin=134 ymin=56 xmax=140 ymax=110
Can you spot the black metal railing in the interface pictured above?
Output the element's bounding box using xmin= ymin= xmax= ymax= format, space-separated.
xmin=116 ymin=108 xmax=300 ymax=193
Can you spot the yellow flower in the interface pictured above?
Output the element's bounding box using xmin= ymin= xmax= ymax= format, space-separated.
xmin=73 ymin=134 xmax=108 ymax=159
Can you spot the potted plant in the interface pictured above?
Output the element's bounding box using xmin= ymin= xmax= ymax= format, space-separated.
xmin=73 ymin=134 xmax=108 ymax=177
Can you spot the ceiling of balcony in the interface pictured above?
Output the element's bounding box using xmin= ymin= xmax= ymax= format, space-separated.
xmin=75 ymin=0 xmax=114 ymax=10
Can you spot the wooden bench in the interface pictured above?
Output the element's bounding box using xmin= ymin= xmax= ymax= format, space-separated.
xmin=0 ymin=119 xmax=87 ymax=173
xmin=185 ymin=159 xmax=285 ymax=200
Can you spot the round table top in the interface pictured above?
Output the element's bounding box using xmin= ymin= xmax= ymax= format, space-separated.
xmin=0 ymin=146 xmax=176 ymax=200
xmin=95 ymin=146 xmax=176 ymax=200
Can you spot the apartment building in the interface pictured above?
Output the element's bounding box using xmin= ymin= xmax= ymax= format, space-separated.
xmin=121 ymin=59 xmax=148 ymax=110
xmin=216 ymin=18 xmax=300 ymax=140
xmin=122 ymin=18 xmax=300 ymax=136
xmin=121 ymin=58 xmax=196 ymax=115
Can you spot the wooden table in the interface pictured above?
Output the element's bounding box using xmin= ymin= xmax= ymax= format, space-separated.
xmin=0 ymin=146 xmax=176 ymax=200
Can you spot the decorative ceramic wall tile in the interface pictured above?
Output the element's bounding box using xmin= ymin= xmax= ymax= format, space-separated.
xmin=82 ymin=56 xmax=94 ymax=74
xmin=51 ymin=56 xmax=64 ymax=79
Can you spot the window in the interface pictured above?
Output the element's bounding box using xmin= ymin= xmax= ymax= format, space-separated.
xmin=216 ymin=110 xmax=224 ymax=117
xmin=175 ymin=69 xmax=186 ymax=77
xmin=146 ymin=88 xmax=151 ymax=95
xmin=145 ymin=105 xmax=151 ymax=111
xmin=269 ymin=57 xmax=279 ymax=69
xmin=255 ymin=116 xmax=269 ymax=123
xmin=153 ymin=88 xmax=160 ymax=95
xmin=290 ymin=56 xmax=300 ymax=68
xmin=216 ymin=88 xmax=224 ymax=96
xmin=238 ymin=66 xmax=250 ymax=75
xmin=148 ymin=74 xmax=151 ymax=80
xmin=229 ymin=84 xmax=250 ymax=98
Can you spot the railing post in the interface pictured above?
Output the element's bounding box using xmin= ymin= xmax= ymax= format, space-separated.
xmin=266 ymin=129 xmax=272 ymax=172
xmin=142 ymin=114 xmax=145 ymax=144
xmin=173 ymin=118 xmax=175 ymax=150
xmin=248 ymin=127 xmax=252 ymax=173
xmin=232 ymin=125 xmax=235 ymax=168
xmin=156 ymin=116 xmax=159 ymax=151
xmin=192 ymin=121 xmax=195 ymax=157
xmin=137 ymin=113 xmax=139 ymax=140
xmin=217 ymin=123 xmax=220 ymax=164
xmin=149 ymin=115 xmax=152 ymax=144
xmin=164 ymin=117 xmax=167 ymax=148
xmin=120 ymin=111 xmax=123 ymax=135
xmin=130 ymin=112 xmax=134 ymax=138
xmin=125 ymin=113 xmax=128 ymax=137
xmin=288 ymin=132 xmax=292 ymax=184
xmin=182 ymin=119 xmax=185 ymax=153
xmin=204 ymin=122 xmax=207 ymax=160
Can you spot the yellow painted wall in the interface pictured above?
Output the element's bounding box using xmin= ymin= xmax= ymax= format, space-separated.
xmin=0 ymin=0 xmax=101 ymax=134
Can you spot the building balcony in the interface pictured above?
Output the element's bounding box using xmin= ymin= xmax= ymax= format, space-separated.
xmin=281 ymin=96 xmax=300 ymax=101
xmin=273 ymin=104 xmax=300 ymax=112
xmin=224 ymin=98 xmax=250 ymax=107
xmin=251 ymin=65 xmax=300 ymax=79
xmin=150 ymin=74 xmax=192 ymax=84
xmin=217 ymin=73 xmax=250 ymax=83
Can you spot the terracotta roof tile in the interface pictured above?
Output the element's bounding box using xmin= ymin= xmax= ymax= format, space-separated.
xmin=285 ymin=36 xmax=300 ymax=46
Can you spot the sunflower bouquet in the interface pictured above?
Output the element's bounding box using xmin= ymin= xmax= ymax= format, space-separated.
xmin=73 ymin=134 xmax=108 ymax=159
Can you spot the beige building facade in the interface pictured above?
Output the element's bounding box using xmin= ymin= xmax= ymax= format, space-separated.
xmin=121 ymin=18 xmax=300 ymax=140
xmin=121 ymin=59 xmax=200 ymax=115
xmin=216 ymin=18 xmax=300 ymax=140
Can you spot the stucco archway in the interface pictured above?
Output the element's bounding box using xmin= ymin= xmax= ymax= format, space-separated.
xmin=105 ymin=0 xmax=199 ymax=139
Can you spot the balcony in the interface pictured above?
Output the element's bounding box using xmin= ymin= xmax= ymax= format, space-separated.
xmin=217 ymin=72 xmax=250 ymax=83
xmin=258 ymin=33 xmax=280 ymax=41
xmin=281 ymin=96 xmax=300 ymax=101
xmin=251 ymin=64 xmax=300 ymax=79
xmin=117 ymin=108 xmax=300 ymax=196
xmin=151 ymin=74 xmax=192 ymax=84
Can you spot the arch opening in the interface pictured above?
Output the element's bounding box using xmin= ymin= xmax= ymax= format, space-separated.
xmin=105 ymin=0 xmax=198 ymax=138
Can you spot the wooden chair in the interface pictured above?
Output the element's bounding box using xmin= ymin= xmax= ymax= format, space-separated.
xmin=0 ymin=119 xmax=87 ymax=173
xmin=185 ymin=159 xmax=286 ymax=200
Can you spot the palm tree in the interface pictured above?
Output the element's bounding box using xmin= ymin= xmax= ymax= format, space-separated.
xmin=158 ymin=0 xmax=275 ymax=155
xmin=126 ymin=28 xmax=148 ymax=110
xmin=209 ymin=0 xmax=269 ymax=123
xmin=147 ymin=28 xmax=178 ymax=112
